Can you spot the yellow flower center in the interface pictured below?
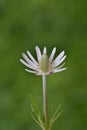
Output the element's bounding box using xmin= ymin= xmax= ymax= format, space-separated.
xmin=40 ymin=54 xmax=49 ymax=72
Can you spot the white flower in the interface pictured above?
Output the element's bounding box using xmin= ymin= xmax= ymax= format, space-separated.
xmin=20 ymin=46 xmax=67 ymax=75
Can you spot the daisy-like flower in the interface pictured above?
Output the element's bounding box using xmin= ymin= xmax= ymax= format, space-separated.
xmin=20 ymin=46 xmax=67 ymax=75
xmin=20 ymin=46 xmax=67 ymax=130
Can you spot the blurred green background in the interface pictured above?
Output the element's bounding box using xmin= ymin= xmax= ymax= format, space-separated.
xmin=0 ymin=0 xmax=87 ymax=130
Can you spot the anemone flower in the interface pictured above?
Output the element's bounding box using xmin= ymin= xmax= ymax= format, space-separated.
xmin=20 ymin=46 xmax=67 ymax=130
xmin=20 ymin=46 xmax=67 ymax=75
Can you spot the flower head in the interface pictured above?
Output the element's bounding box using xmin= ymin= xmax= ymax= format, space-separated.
xmin=20 ymin=46 xmax=67 ymax=75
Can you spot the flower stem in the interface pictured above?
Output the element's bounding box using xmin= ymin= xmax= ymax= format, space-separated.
xmin=42 ymin=74 xmax=48 ymax=127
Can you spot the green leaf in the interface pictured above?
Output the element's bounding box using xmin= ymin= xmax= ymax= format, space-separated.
xmin=49 ymin=104 xmax=62 ymax=129
xmin=29 ymin=95 xmax=45 ymax=129
xmin=30 ymin=95 xmax=40 ymax=116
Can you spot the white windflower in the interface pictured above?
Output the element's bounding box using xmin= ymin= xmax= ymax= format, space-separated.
xmin=20 ymin=46 xmax=67 ymax=75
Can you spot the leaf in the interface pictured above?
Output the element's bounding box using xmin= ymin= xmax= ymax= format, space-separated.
xmin=30 ymin=95 xmax=40 ymax=116
xmin=29 ymin=95 xmax=45 ymax=129
xmin=49 ymin=104 xmax=62 ymax=129
xmin=51 ymin=104 xmax=62 ymax=120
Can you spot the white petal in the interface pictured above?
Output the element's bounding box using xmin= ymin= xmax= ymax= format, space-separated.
xmin=22 ymin=53 xmax=29 ymax=63
xmin=49 ymin=47 xmax=56 ymax=62
xmin=53 ymin=54 xmax=66 ymax=68
xmin=27 ymin=50 xmax=38 ymax=65
xmin=25 ymin=69 xmax=41 ymax=76
xmin=53 ymin=68 xmax=67 ymax=73
xmin=25 ymin=69 xmax=37 ymax=74
xmin=54 ymin=62 xmax=65 ymax=69
xmin=53 ymin=50 xmax=65 ymax=64
xmin=22 ymin=53 xmax=37 ymax=68
xmin=43 ymin=47 xmax=47 ymax=54
xmin=20 ymin=59 xmax=38 ymax=71
xmin=36 ymin=73 xmax=42 ymax=76
xmin=36 ymin=46 xmax=41 ymax=61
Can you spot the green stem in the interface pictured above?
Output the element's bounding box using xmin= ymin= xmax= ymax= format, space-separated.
xmin=42 ymin=74 xmax=48 ymax=127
